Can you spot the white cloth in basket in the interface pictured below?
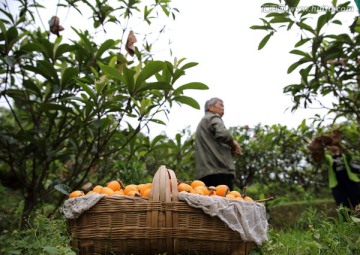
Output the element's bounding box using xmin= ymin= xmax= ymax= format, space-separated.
xmin=62 ymin=193 xmax=141 ymax=219
xmin=177 ymin=193 xmax=268 ymax=245
xmin=62 ymin=193 xmax=105 ymax=219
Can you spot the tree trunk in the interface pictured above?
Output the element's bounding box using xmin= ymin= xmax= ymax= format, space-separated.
xmin=21 ymin=190 xmax=37 ymax=229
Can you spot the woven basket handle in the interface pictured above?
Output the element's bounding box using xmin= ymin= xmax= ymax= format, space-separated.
xmin=150 ymin=165 xmax=178 ymax=202
xmin=168 ymin=169 xmax=179 ymax=202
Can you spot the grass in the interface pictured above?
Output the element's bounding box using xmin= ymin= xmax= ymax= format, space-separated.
xmin=253 ymin=207 xmax=360 ymax=255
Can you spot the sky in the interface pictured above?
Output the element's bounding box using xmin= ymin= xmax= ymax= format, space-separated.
xmin=154 ymin=0 xmax=358 ymax=138
xmin=3 ymin=0 xmax=359 ymax=138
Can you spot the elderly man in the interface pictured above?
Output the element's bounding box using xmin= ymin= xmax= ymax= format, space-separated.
xmin=195 ymin=97 xmax=242 ymax=190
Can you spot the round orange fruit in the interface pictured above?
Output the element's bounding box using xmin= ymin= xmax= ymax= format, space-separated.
xmin=215 ymin=185 xmax=230 ymax=197
xmin=141 ymin=188 xmax=152 ymax=198
xmin=107 ymin=180 xmax=121 ymax=191
xmin=113 ymin=190 xmax=125 ymax=196
xmin=124 ymin=184 xmax=138 ymax=195
xmin=126 ymin=190 xmax=141 ymax=197
xmin=92 ymin=185 xmax=103 ymax=193
xmin=243 ymin=196 xmax=254 ymax=202
xmin=69 ymin=190 xmax=84 ymax=198
xmin=100 ymin=187 xmax=115 ymax=196
xmin=139 ymin=183 xmax=152 ymax=196
xmin=234 ymin=196 xmax=244 ymax=201
xmin=190 ymin=180 xmax=206 ymax=189
xmin=192 ymin=186 xmax=205 ymax=195
xmin=194 ymin=185 xmax=209 ymax=196
xmin=225 ymin=194 xmax=236 ymax=199
xmin=229 ymin=190 xmax=241 ymax=198
xmin=86 ymin=191 xmax=96 ymax=196
xmin=178 ymin=183 xmax=193 ymax=193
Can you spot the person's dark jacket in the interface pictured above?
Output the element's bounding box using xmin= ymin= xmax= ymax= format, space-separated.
xmin=195 ymin=111 xmax=236 ymax=180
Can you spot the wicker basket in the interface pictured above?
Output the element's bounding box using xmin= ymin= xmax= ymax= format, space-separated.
xmin=67 ymin=166 xmax=255 ymax=255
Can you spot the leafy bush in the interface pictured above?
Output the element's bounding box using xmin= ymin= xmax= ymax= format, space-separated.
xmin=0 ymin=185 xmax=20 ymax=229
xmin=0 ymin=213 xmax=74 ymax=255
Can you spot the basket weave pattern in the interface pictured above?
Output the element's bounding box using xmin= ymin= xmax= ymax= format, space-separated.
xmin=68 ymin=166 xmax=254 ymax=255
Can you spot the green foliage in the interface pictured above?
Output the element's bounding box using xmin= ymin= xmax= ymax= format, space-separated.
xmin=0 ymin=183 xmax=23 ymax=232
xmin=256 ymin=207 xmax=360 ymax=254
xmin=0 ymin=213 xmax=75 ymax=255
xmin=231 ymin=121 xmax=360 ymax=205
xmin=251 ymin=0 xmax=360 ymax=126
xmin=112 ymin=127 xmax=196 ymax=183
xmin=0 ymin=0 xmax=207 ymax=225
xmin=232 ymin=122 xmax=320 ymax=190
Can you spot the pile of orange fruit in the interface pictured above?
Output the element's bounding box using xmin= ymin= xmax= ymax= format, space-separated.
xmin=177 ymin=180 xmax=254 ymax=202
xmin=68 ymin=179 xmax=255 ymax=202
xmin=68 ymin=180 xmax=152 ymax=199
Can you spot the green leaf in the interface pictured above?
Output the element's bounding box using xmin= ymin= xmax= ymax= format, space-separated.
xmin=299 ymin=64 xmax=313 ymax=81
xmin=287 ymin=20 xmax=295 ymax=30
xmin=73 ymin=28 xmax=95 ymax=53
xmin=140 ymin=82 xmax=172 ymax=91
xmin=148 ymin=118 xmax=166 ymax=125
xmin=21 ymin=39 xmax=54 ymax=60
xmin=172 ymin=69 xmax=185 ymax=83
xmin=250 ymin=25 xmax=271 ymax=30
xmin=135 ymin=61 xmax=165 ymax=88
xmin=0 ymin=9 xmax=14 ymax=24
xmin=160 ymin=4 xmax=170 ymax=16
xmin=61 ymin=67 xmax=78 ymax=88
xmin=270 ymin=16 xmax=292 ymax=23
xmin=5 ymin=26 xmax=18 ymax=52
xmin=100 ymin=65 xmax=122 ymax=80
xmin=294 ymin=38 xmax=311 ymax=47
xmin=54 ymin=43 xmax=75 ymax=60
xmin=151 ymin=134 xmax=167 ymax=147
xmin=78 ymin=81 xmax=97 ymax=102
xmin=23 ymin=79 xmax=42 ymax=97
xmin=20 ymin=42 xmax=45 ymax=53
xmin=54 ymin=183 xmax=72 ymax=195
xmin=174 ymin=96 xmax=200 ymax=109
xmin=287 ymin=58 xmax=310 ymax=74
xmin=38 ymin=60 xmax=59 ymax=82
xmin=261 ymin=3 xmax=280 ymax=8
xmin=175 ymin=82 xmax=208 ymax=93
xmin=40 ymin=103 xmax=71 ymax=112
xmin=6 ymin=26 xmax=18 ymax=40
xmin=285 ymin=0 xmax=300 ymax=8
xmin=316 ymin=13 xmax=330 ymax=33
xmin=0 ymin=19 xmax=7 ymax=35
xmin=180 ymin=62 xmax=198 ymax=70
xmin=258 ymin=33 xmax=273 ymax=50
xmin=4 ymin=55 xmax=15 ymax=67
xmin=25 ymin=61 xmax=59 ymax=84
xmin=289 ymin=49 xmax=308 ymax=57
xmin=43 ymin=246 xmax=60 ymax=254
xmin=296 ymin=21 xmax=315 ymax=34
xmin=96 ymin=39 xmax=116 ymax=59
xmin=39 ymin=38 xmax=54 ymax=60
xmin=123 ymin=66 xmax=136 ymax=94
xmin=159 ymin=62 xmax=173 ymax=83
xmin=332 ymin=19 xmax=342 ymax=25
xmin=337 ymin=1 xmax=352 ymax=11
